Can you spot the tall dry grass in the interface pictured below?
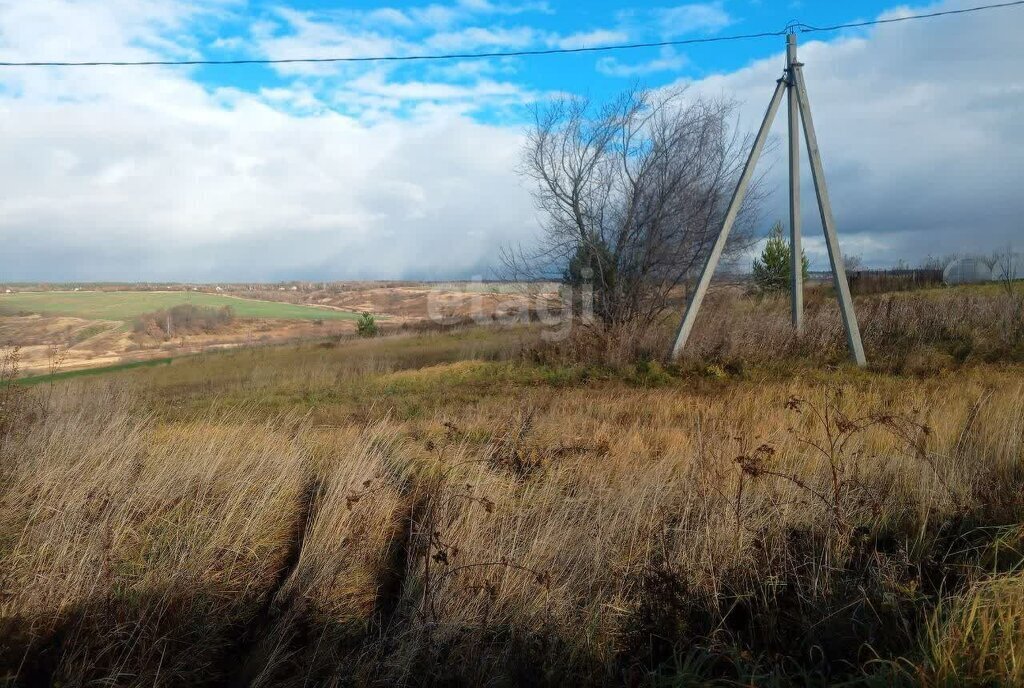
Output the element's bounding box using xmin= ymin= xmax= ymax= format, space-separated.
xmin=0 ymin=390 xmax=310 ymax=684
xmin=1 ymin=293 xmax=1022 ymax=685
xmin=914 ymin=566 xmax=1024 ymax=685
xmin=680 ymin=287 xmax=1024 ymax=373
xmin=531 ymin=285 xmax=1024 ymax=372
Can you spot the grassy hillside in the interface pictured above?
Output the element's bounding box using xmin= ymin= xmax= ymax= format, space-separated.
xmin=0 ymin=290 xmax=361 ymax=321
xmin=0 ymin=288 xmax=1022 ymax=686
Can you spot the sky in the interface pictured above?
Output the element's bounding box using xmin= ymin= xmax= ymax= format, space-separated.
xmin=0 ymin=0 xmax=1021 ymax=282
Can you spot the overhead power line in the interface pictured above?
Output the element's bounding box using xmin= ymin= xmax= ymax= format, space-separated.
xmin=0 ymin=0 xmax=1021 ymax=68
xmin=797 ymin=0 xmax=1024 ymax=33
xmin=0 ymin=30 xmax=788 ymax=67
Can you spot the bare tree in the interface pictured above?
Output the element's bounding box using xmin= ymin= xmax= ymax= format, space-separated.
xmin=920 ymin=253 xmax=959 ymax=272
xmin=843 ymin=254 xmax=864 ymax=272
xmin=989 ymin=245 xmax=1020 ymax=295
xmin=506 ymin=86 xmax=764 ymax=340
xmin=987 ymin=245 xmax=1024 ymax=346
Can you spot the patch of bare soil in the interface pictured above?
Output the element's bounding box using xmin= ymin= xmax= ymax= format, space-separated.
xmin=2 ymin=284 xmax=559 ymax=377
xmin=232 ymin=284 xmax=559 ymax=321
xmin=0 ymin=314 xmax=116 ymax=347
xmin=0 ymin=315 xmax=128 ymax=373
xmin=4 ymin=317 xmax=356 ymax=376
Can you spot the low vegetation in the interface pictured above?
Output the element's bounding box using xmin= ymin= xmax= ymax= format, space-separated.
xmin=356 ymin=312 xmax=379 ymax=338
xmin=0 ymin=289 xmax=373 ymax=377
xmin=752 ymin=221 xmax=809 ymax=293
xmin=0 ymin=285 xmax=1021 ymax=686
xmin=531 ymin=283 xmax=1024 ymax=370
xmin=132 ymin=303 xmax=236 ymax=341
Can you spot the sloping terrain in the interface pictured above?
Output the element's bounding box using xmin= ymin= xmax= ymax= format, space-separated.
xmin=1 ymin=288 xmax=1022 ymax=686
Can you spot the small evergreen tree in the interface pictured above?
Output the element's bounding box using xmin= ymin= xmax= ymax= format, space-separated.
xmin=356 ymin=312 xmax=379 ymax=338
xmin=563 ymin=238 xmax=617 ymax=323
xmin=752 ymin=221 xmax=809 ymax=293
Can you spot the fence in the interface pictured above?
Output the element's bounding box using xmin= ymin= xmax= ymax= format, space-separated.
xmin=808 ymin=269 xmax=944 ymax=295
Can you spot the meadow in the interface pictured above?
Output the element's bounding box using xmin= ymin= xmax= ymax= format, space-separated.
xmin=0 ymin=290 xmax=361 ymax=322
xmin=0 ymin=285 xmax=1022 ymax=686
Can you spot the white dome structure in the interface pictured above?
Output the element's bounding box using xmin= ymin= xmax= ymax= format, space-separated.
xmin=943 ymin=257 xmax=993 ymax=285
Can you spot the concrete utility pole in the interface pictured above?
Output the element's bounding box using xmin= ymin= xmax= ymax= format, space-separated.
xmin=670 ymin=32 xmax=866 ymax=367
xmin=670 ymin=78 xmax=787 ymax=360
xmin=792 ymin=60 xmax=866 ymax=366
xmin=787 ymin=33 xmax=803 ymax=332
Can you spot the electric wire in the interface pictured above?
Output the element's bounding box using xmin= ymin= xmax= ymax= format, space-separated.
xmin=796 ymin=0 xmax=1024 ymax=33
xmin=0 ymin=0 xmax=1021 ymax=67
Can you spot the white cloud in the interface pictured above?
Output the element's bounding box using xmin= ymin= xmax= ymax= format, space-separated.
xmin=258 ymin=85 xmax=324 ymax=111
xmin=656 ymin=2 xmax=731 ymax=37
xmin=556 ymin=29 xmax=630 ymax=50
xmin=367 ymin=8 xmax=415 ymax=28
xmin=0 ymin=0 xmax=537 ymax=281
xmin=250 ymin=7 xmax=410 ymax=77
xmin=0 ymin=0 xmax=233 ymax=63
xmin=0 ymin=89 xmax=536 ymax=281
xmin=680 ymin=1 xmax=1024 ymax=268
xmin=426 ymin=26 xmax=539 ymax=51
xmin=1 ymin=0 xmax=1023 ymax=281
xmin=348 ymin=71 xmax=530 ymax=102
xmin=425 ymin=58 xmax=519 ymax=81
xmin=210 ymin=36 xmax=245 ymax=51
xmin=597 ymin=47 xmax=688 ymax=77
xmin=456 ymin=0 xmax=552 ymax=16
xmin=409 ymin=4 xmax=464 ymax=30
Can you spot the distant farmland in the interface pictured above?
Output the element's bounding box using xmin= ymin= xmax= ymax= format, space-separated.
xmin=0 ymin=290 xmax=361 ymax=321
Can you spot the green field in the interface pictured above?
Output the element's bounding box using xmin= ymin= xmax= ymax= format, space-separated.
xmin=0 ymin=290 xmax=361 ymax=322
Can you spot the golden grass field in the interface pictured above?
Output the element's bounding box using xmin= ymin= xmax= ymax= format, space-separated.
xmin=0 ymin=285 xmax=1022 ymax=686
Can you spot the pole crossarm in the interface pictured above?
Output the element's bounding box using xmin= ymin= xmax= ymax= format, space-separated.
xmin=669 ymin=34 xmax=867 ymax=367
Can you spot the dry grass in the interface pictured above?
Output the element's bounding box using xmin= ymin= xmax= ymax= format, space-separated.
xmin=679 ymin=286 xmax=1024 ymax=374
xmin=528 ymin=284 xmax=1024 ymax=371
xmin=915 ymin=566 xmax=1024 ymax=685
xmin=1 ymin=288 xmax=1023 ymax=686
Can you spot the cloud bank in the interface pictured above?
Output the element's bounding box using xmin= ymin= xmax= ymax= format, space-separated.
xmin=0 ymin=0 xmax=1021 ymax=280
xmin=684 ymin=5 xmax=1024 ymax=267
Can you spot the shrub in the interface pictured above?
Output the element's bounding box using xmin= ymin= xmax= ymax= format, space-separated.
xmin=132 ymin=304 xmax=235 ymax=341
xmin=356 ymin=312 xmax=379 ymax=338
xmin=753 ymin=221 xmax=809 ymax=293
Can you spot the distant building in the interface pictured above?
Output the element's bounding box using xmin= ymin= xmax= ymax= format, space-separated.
xmin=943 ymin=257 xmax=993 ymax=285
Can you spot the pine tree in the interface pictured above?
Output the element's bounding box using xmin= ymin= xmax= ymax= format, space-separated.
xmin=752 ymin=221 xmax=809 ymax=292
xmin=356 ymin=312 xmax=379 ymax=337
xmin=563 ymin=238 xmax=617 ymax=324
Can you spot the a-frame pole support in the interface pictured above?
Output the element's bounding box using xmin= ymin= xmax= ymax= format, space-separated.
xmin=791 ymin=52 xmax=866 ymax=366
xmin=670 ymin=33 xmax=867 ymax=367
xmin=787 ymin=33 xmax=803 ymax=332
xmin=670 ymin=77 xmax=787 ymax=360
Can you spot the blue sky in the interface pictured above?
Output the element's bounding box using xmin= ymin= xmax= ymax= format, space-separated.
xmin=184 ymin=0 xmax=899 ymax=120
xmin=187 ymin=0 xmax=898 ymax=103
xmin=0 ymin=0 xmax=1022 ymax=281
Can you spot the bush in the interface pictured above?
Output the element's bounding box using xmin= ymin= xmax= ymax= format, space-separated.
xmin=753 ymin=221 xmax=809 ymax=293
xmin=132 ymin=304 xmax=235 ymax=341
xmin=356 ymin=312 xmax=379 ymax=338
